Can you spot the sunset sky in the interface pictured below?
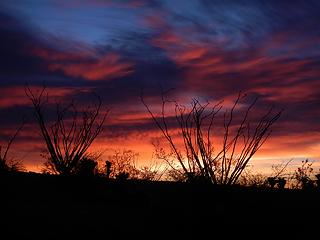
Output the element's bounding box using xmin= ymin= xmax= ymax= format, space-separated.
xmin=0 ymin=0 xmax=319 ymax=173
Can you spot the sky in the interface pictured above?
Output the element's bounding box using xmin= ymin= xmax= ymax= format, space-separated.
xmin=0 ymin=0 xmax=319 ymax=173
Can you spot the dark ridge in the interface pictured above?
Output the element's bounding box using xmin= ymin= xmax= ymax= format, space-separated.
xmin=1 ymin=172 xmax=319 ymax=238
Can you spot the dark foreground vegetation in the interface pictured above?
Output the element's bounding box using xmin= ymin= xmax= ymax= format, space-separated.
xmin=1 ymin=172 xmax=319 ymax=238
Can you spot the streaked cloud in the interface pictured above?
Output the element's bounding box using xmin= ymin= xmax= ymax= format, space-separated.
xmin=0 ymin=0 xmax=319 ymax=171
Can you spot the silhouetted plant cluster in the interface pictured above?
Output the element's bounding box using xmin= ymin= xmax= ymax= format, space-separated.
xmin=248 ymin=159 xmax=320 ymax=190
xmin=294 ymin=159 xmax=315 ymax=189
xmin=26 ymin=86 xmax=107 ymax=176
xmin=142 ymin=91 xmax=282 ymax=185
xmin=75 ymin=157 xmax=98 ymax=177
xmin=3 ymin=85 xmax=319 ymax=190
xmin=267 ymin=177 xmax=286 ymax=189
xmin=106 ymin=149 xmax=140 ymax=180
xmin=103 ymin=149 xmax=164 ymax=181
xmin=266 ymin=159 xmax=319 ymax=190
xmin=237 ymin=159 xmax=320 ymax=190
xmin=237 ymin=169 xmax=267 ymax=187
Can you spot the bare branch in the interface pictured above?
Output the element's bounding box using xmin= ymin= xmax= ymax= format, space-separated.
xmin=26 ymin=86 xmax=107 ymax=175
xmin=143 ymin=91 xmax=282 ymax=185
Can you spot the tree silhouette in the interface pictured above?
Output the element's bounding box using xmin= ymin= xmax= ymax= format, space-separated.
xmin=142 ymin=92 xmax=282 ymax=185
xmin=0 ymin=121 xmax=24 ymax=172
xmin=26 ymin=86 xmax=107 ymax=175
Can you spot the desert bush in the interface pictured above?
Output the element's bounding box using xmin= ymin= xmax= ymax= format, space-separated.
xmin=138 ymin=165 xmax=163 ymax=181
xmin=142 ymin=91 xmax=282 ymax=185
xmin=75 ymin=157 xmax=98 ymax=177
xmin=104 ymin=149 xmax=166 ymax=181
xmin=277 ymin=177 xmax=286 ymax=189
xmin=106 ymin=149 xmax=140 ymax=180
xmin=314 ymin=173 xmax=320 ymax=189
xmin=266 ymin=159 xmax=293 ymax=189
xmin=238 ymin=170 xmax=267 ymax=187
xmin=26 ymin=86 xmax=107 ymax=175
xmin=294 ymin=159 xmax=314 ymax=189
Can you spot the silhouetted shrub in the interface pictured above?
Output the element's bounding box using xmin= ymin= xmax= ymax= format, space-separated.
xmin=266 ymin=177 xmax=287 ymax=189
xmin=185 ymin=172 xmax=211 ymax=184
xmin=294 ymin=159 xmax=314 ymax=189
xmin=26 ymin=86 xmax=107 ymax=175
xmin=115 ymin=172 xmax=130 ymax=181
xmin=238 ymin=169 xmax=267 ymax=187
xmin=315 ymin=174 xmax=320 ymax=188
xmin=277 ymin=177 xmax=286 ymax=189
xmin=138 ymin=166 xmax=159 ymax=181
xmin=142 ymin=92 xmax=282 ymax=185
xmin=106 ymin=149 xmax=140 ymax=179
xmin=267 ymin=177 xmax=277 ymax=188
xmin=165 ymin=169 xmax=188 ymax=182
xmin=75 ymin=158 xmax=98 ymax=177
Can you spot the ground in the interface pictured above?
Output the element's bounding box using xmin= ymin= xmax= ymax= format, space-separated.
xmin=1 ymin=172 xmax=319 ymax=238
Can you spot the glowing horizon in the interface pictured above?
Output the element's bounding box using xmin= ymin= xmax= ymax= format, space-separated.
xmin=0 ymin=0 xmax=319 ymax=174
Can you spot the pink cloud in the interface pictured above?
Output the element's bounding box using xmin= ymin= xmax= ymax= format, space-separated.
xmin=49 ymin=53 xmax=134 ymax=81
xmin=31 ymin=47 xmax=91 ymax=61
xmin=0 ymin=86 xmax=83 ymax=108
xmin=32 ymin=47 xmax=134 ymax=81
xmin=150 ymin=28 xmax=320 ymax=104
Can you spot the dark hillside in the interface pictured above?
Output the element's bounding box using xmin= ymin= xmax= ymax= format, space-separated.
xmin=1 ymin=172 xmax=319 ymax=238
